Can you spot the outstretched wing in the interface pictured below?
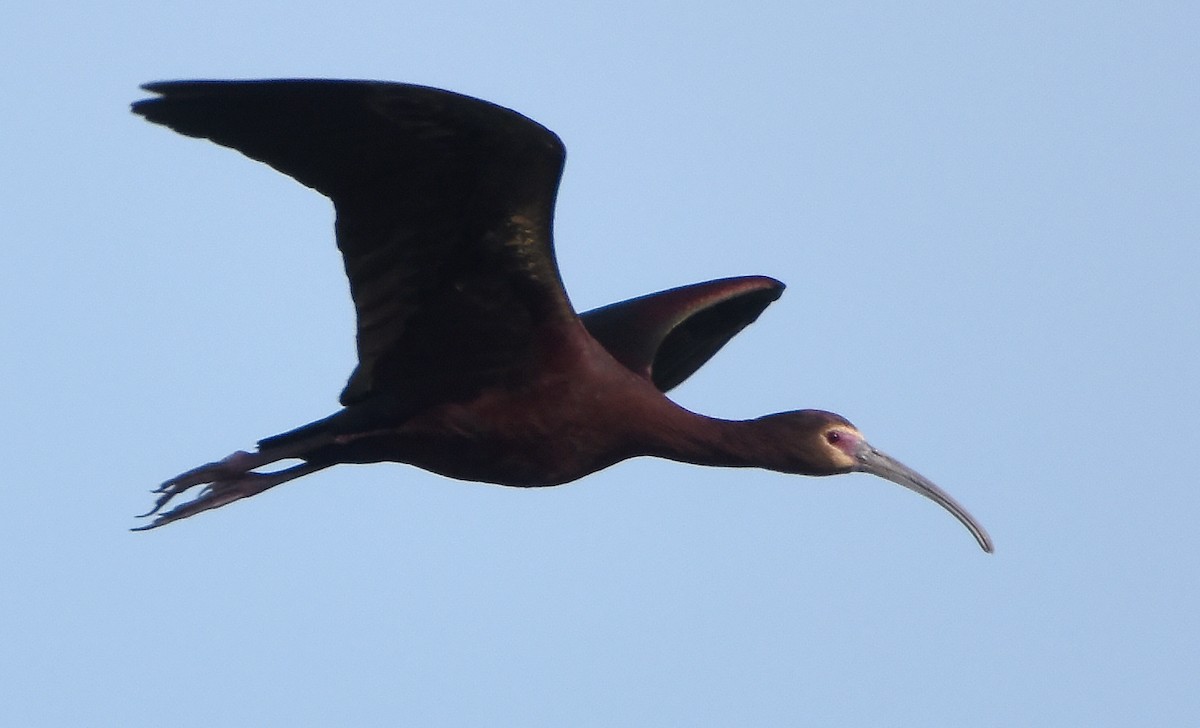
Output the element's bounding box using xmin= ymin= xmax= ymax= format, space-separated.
xmin=134 ymin=79 xmax=573 ymax=411
xmin=580 ymin=276 xmax=785 ymax=392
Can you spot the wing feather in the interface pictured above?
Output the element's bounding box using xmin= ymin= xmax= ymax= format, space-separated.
xmin=580 ymin=276 xmax=785 ymax=392
xmin=134 ymin=80 xmax=574 ymax=409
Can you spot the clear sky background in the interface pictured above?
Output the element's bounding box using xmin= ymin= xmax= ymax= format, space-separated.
xmin=2 ymin=1 xmax=1197 ymax=725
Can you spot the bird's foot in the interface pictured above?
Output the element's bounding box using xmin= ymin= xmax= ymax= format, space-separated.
xmin=134 ymin=450 xmax=315 ymax=530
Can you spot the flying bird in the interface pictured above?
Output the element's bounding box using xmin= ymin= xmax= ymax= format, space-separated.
xmin=132 ymin=80 xmax=993 ymax=552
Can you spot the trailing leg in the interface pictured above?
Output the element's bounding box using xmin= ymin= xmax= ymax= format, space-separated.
xmin=135 ymin=449 xmax=328 ymax=530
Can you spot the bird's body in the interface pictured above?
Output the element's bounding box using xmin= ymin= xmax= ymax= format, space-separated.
xmin=324 ymin=326 xmax=668 ymax=486
xmin=133 ymin=80 xmax=993 ymax=552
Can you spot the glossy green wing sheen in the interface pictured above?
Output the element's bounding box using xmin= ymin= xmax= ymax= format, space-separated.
xmin=580 ymin=276 xmax=784 ymax=392
xmin=134 ymin=80 xmax=572 ymax=411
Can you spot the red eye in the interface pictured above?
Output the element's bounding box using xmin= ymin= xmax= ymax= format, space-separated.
xmin=826 ymin=431 xmax=841 ymax=444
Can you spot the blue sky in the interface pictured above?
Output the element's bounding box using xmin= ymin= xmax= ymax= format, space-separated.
xmin=2 ymin=1 xmax=1197 ymax=725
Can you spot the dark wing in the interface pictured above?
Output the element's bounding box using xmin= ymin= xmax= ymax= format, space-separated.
xmin=134 ymin=79 xmax=573 ymax=410
xmin=580 ymin=276 xmax=784 ymax=392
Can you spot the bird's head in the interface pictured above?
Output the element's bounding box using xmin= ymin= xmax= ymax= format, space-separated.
xmin=759 ymin=409 xmax=993 ymax=553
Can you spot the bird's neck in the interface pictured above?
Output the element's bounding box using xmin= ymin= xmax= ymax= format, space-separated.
xmin=641 ymin=405 xmax=799 ymax=474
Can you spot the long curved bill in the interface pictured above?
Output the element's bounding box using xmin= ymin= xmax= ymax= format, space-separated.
xmin=855 ymin=444 xmax=994 ymax=553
